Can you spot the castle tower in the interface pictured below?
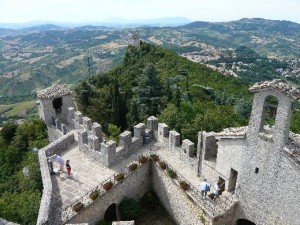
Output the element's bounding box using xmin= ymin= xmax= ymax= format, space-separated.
xmin=131 ymin=32 xmax=140 ymax=47
xmin=37 ymin=84 xmax=73 ymax=126
xmin=247 ymin=79 xmax=299 ymax=147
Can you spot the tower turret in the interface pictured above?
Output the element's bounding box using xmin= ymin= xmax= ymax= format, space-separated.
xmin=37 ymin=84 xmax=73 ymax=126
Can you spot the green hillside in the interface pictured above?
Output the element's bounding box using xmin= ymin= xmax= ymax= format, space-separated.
xmin=76 ymin=42 xmax=250 ymax=142
xmin=76 ymin=42 xmax=300 ymax=140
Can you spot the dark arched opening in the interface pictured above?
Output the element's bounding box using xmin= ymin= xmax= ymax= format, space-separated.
xmin=104 ymin=203 xmax=117 ymax=221
xmin=237 ymin=219 xmax=256 ymax=225
xmin=262 ymin=96 xmax=278 ymax=128
xmin=52 ymin=97 xmax=62 ymax=113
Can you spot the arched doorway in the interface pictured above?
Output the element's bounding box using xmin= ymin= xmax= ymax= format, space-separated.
xmin=237 ymin=219 xmax=256 ymax=225
xmin=104 ymin=203 xmax=117 ymax=221
xmin=52 ymin=97 xmax=62 ymax=113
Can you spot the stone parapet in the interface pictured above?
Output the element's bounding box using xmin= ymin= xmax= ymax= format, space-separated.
xmin=75 ymin=114 xmax=158 ymax=167
xmin=37 ymin=132 xmax=75 ymax=225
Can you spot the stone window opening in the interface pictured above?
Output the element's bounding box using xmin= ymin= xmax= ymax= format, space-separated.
xmin=228 ymin=168 xmax=238 ymax=192
xmin=53 ymin=97 xmax=63 ymax=113
xmin=255 ymin=167 xmax=259 ymax=174
xmin=218 ymin=176 xmax=225 ymax=194
xmin=260 ymin=95 xmax=278 ymax=133
xmin=204 ymin=136 xmax=218 ymax=162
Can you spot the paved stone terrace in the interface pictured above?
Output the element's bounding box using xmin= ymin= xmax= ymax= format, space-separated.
xmin=49 ymin=141 xmax=156 ymax=224
xmin=49 ymin=139 xmax=235 ymax=224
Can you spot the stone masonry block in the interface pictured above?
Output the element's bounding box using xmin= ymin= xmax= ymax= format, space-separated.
xmin=147 ymin=116 xmax=158 ymax=131
xmin=88 ymin=135 xmax=101 ymax=151
xmin=78 ymin=130 xmax=88 ymax=144
xmin=169 ymin=130 xmax=180 ymax=149
xmin=92 ymin=122 xmax=102 ymax=141
xmin=83 ymin=117 xmax=92 ymax=131
xmin=182 ymin=139 xmax=195 ymax=157
xmin=55 ymin=119 xmax=60 ymax=130
xmin=158 ymin=123 xmax=168 ymax=143
xmin=134 ymin=123 xmax=146 ymax=139
xmin=101 ymin=140 xmax=117 ymax=167
xmin=75 ymin=111 xmax=83 ymax=124
xmin=67 ymin=107 xmax=75 ymax=119
xmin=61 ymin=123 xmax=67 ymax=135
xmin=119 ymin=131 xmax=132 ymax=147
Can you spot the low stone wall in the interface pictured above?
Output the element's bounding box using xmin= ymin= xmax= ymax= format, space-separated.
xmin=44 ymin=132 xmax=75 ymax=157
xmin=157 ymin=123 xmax=199 ymax=175
xmin=151 ymin=163 xmax=206 ymax=225
xmin=66 ymin=162 xmax=150 ymax=225
xmin=37 ymin=132 xmax=75 ymax=225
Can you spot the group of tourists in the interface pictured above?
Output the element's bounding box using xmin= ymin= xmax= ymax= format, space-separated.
xmin=200 ymin=178 xmax=223 ymax=200
xmin=51 ymin=154 xmax=72 ymax=176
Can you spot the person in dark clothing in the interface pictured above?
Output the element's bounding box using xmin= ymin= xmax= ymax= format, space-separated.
xmin=66 ymin=160 xmax=71 ymax=176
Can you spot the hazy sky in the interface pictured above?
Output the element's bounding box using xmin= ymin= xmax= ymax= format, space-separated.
xmin=0 ymin=0 xmax=299 ymax=23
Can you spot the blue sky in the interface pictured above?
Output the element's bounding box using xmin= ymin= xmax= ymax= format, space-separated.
xmin=0 ymin=0 xmax=299 ymax=23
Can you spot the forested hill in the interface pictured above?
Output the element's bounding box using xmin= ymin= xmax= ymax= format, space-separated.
xmin=76 ymin=42 xmax=300 ymax=141
xmin=76 ymin=42 xmax=245 ymax=142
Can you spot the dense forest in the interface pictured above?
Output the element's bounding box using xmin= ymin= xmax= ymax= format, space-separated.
xmin=0 ymin=119 xmax=48 ymax=225
xmin=76 ymin=42 xmax=300 ymax=141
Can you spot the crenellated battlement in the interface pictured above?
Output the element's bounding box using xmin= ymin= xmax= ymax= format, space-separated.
xmin=36 ymin=80 xmax=300 ymax=225
xmin=155 ymin=122 xmax=199 ymax=173
xmin=66 ymin=106 xmax=159 ymax=167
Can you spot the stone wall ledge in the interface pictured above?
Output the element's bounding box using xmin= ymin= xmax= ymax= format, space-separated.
xmin=37 ymin=132 xmax=75 ymax=225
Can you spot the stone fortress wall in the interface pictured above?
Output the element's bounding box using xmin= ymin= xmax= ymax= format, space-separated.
xmin=66 ymin=104 xmax=200 ymax=171
xmin=67 ymin=162 xmax=151 ymax=225
xmin=37 ymin=133 xmax=75 ymax=225
xmin=35 ymin=80 xmax=300 ymax=225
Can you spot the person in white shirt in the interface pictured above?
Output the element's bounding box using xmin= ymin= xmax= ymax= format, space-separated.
xmin=54 ymin=154 xmax=64 ymax=171
xmin=200 ymin=178 xmax=211 ymax=199
xmin=213 ymin=181 xmax=221 ymax=200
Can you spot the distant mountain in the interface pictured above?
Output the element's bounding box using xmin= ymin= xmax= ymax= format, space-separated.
xmin=21 ymin=24 xmax=63 ymax=32
xmin=182 ymin=18 xmax=300 ymax=34
xmin=0 ymin=24 xmax=64 ymax=37
xmin=0 ymin=17 xmax=191 ymax=30
xmin=0 ymin=18 xmax=299 ymax=106
xmin=0 ymin=28 xmax=17 ymax=37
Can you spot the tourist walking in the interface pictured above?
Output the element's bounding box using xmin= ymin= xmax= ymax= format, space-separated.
xmin=200 ymin=178 xmax=211 ymax=199
xmin=66 ymin=160 xmax=71 ymax=176
xmin=213 ymin=181 xmax=221 ymax=200
xmin=55 ymin=154 xmax=65 ymax=171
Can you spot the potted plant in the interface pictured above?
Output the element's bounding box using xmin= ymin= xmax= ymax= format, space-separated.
xmin=167 ymin=169 xmax=177 ymax=179
xmin=73 ymin=202 xmax=84 ymax=212
xmin=89 ymin=190 xmax=100 ymax=200
xmin=129 ymin=163 xmax=138 ymax=171
xmin=103 ymin=181 xmax=114 ymax=191
xmin=179 ymin=181 xmax=190 ymax=190
xmin=159 ymin=161 xmax=167 ymax=170
xmin=115 ymin=173 xmax=125 ymax=182
xmin=139 ymin=155 xmax=148 ymax=164
xmin=150 ymin=154 xmax=159 ymax=162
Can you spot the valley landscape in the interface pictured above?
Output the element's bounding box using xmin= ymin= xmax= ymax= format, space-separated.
xmin=0 ymin=1 xmax=300 ymax=225
xmin=0 ymin=18 xmax=299 ymax=124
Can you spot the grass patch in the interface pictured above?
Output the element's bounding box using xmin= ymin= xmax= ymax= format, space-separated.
xmin=2 ymin=101 xmax=36 ymax=118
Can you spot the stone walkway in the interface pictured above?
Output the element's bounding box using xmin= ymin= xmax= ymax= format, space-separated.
xmin=49 ymin=138 xmax=235 ymax=224
xmin=49 ymin=141 xmax=156 ymax=224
